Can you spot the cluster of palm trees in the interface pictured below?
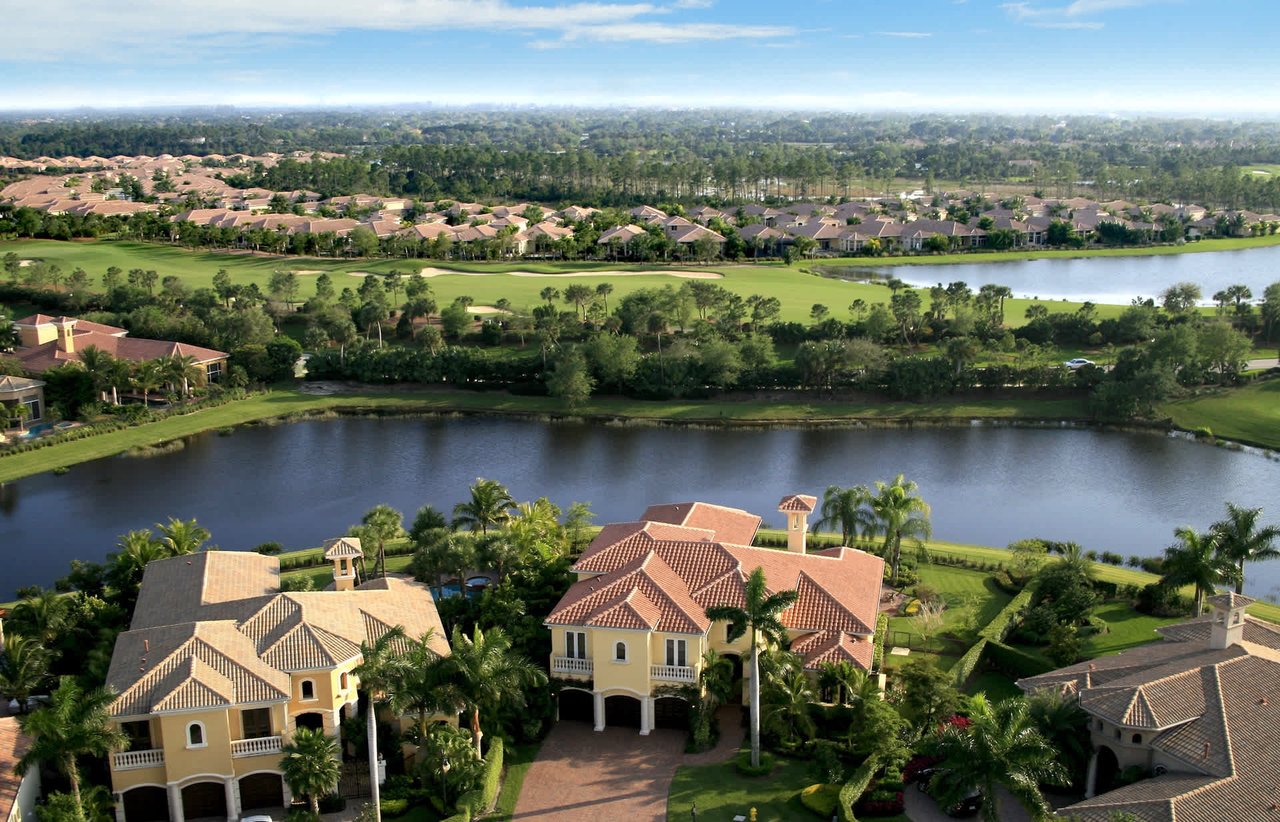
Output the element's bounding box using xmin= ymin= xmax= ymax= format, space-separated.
xmin=816 ymin=475 xmax=933 ymax=586
xmin=1161 ymin=502 xmax=1279 ymax=614
xmin=75 ymin=345 xmax=207 ymax=407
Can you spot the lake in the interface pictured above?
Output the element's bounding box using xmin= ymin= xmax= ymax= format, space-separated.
xmin=2 ymin=417 xmax=1278 ymax=600
xmin=887 ymin=244 xmax=1280 ymax=304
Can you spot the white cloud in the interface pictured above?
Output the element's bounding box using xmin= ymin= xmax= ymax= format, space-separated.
xmin=875 ymin=31 xmax=933 ymax=38
xmin=672 ymin=0 xmax=714 ymax=7
xmin=1003 ymin=0 xmax=1169 ymax=27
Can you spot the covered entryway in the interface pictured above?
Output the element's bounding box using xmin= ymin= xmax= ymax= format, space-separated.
xmin=239 ymin=772 xmax=285 ymax=812
xmin=122 ymin=785 xmax=169 ymax=822
xmin=558 ymin=689 xmax=593 ymax=723
xmin=1095 ymin=745 xmax=1120 ymax=795
xmin=604 ymin=695 xmax=642 ymax=729
xmin=295 ymin=712 xmax=325 ymax=732
xmin=653 ymin=696 xmax=690 ymax=730
xmin=181 ymin=781 xmax=226 ymax=820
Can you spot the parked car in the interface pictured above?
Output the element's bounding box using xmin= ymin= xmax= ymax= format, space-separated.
xmin=916 ymin=769 xmax=983 ymax=818
xmin=1064 ymin=358 xmax=1095 ymax=369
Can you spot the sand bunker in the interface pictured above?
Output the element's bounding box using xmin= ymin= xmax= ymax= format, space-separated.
xmin=345 ymin=271 xmax=376 ymax=277
xmin=466 ymin=305 xmax=512 ymax=315
xmin=416 ymin=266 xmax=722 ymax=279
xmin=17 ymin=259 xmax=35 ymax=267
xmin=289 ymin=269 xmax=325 ymax=275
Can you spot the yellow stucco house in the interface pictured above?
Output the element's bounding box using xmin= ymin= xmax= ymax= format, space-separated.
xmin=544 ymin=494 xmax=884 ymax=734
xmin=105 ymin=543 xmax=449 ymax=822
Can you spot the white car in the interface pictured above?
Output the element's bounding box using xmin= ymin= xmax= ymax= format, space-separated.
xmin=1064 ymin=358 xmax=1095 ymax=369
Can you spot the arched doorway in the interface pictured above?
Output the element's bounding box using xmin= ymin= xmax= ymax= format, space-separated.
xmin=122 ymin=786 xmax=169 ymax=822
xmin=1095 ymin=746 xmax=1120 ymax=795
xmin=295 ymin=712 xmax=325 ymax=732
xmin=653 ymin=696 xmax=690 ymax=730
xmin=604 ymin=695 xmax=642 ymax=729
xmin=181 ymin=781 xmax=227 ymax=820
xmin=558 ymin=689 xmax=593 ymax=723
xmin=239 ymin=772 xmax=285 ymax=813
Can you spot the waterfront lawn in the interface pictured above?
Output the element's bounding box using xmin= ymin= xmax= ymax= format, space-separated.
xmin=1160 ymin=379 xmax=1280 ymax=451
xmin=1083 ymin=602 xmax=1183 ymax=657
xmin=885 ymin=565 xmax=1012 ymax=669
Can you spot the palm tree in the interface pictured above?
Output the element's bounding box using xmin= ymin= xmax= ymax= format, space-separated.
xmin=156 ymin=517 xmax=211 ymax=555
xmin=353 ymin=504 xmax=405 ymax=578
xmin=16 ymin=676 xmax=127 ymax=820
xmin=445 ymin=625 xmax=548 ymax=758
xmin=133 ymin=359 xmax=165 ymax=407
xmin=699 ymin=649 xmax=735 ymax=708
xmin=107 ymin=529 xmax=166 ymax=600
xmin=280 ymin=727 xmax=341 ymax=816
xmin=161 ymin=354 xmax=204 ymax=398
xmin=1211 ymin=503 xmax=1280 ymax=595
xmin=0 ymin=635 xmax=51 ymax=711
xmin=352 ymin=627 xmax=411 ymax=822
xmin=12 ymin=588 xmax=68 ymax=647
xmin=705 ymin=567 xmax=799 ymax=768
xmin=868 ymin=474 xmax=932 ymax=586
xmin=388 ymin=630 xmax=459 ymax=744
xmin=75 ymin=345 xmax=114 ymax=403
xmin=105 ymin=357 xmax=132 ymax=406
xmin=761 ymin=660 xmax=816 ymax=746
xmin=818 ymin=660 xmax=878 ymax=706
xmin=1161 ymin=526 xmax=1238 ymax=616
xmin=815 ymin=484 xmax=874 ymax=546
xmin=923 ymin=695 xmax=1066 ymax=822
xmin=1026 ymin=690 xmax=1091 ymax=788
xmin=451 ymin=478 xmax=514 ymax=535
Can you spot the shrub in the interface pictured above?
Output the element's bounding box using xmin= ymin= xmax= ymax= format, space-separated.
xmin=734 ymin=750 xmax=776 ymax=776
xmin=950 ymin=639 xmax=989 ymax=687
xmin=318 ymin=795 xmax=345 ymax=813
xmin=286 ymin=809 xmax=320 ymax=822
xmin=985 ymin=642 xmax=1053 ymax=678
xmin=903 ymin=599 xmax=921 ymax=616
xmin=800 ymin=784 xmax=840 ymax=818
xmin=1136 ymin=582 xmax=1191 ymax=617
xmin=873 ymin=612 xmax=889 ymax=671
xmin=1100 ymin=551 xmax=1124 ymax=566
xmin=379 ymin=799 xmax=409 ymax=817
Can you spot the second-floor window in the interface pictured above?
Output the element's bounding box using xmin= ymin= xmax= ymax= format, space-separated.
xmin=665 ymin=639 xmax=687 ymax=668
xmin=186 ymin=722 xmax=205 ymax=748
xmin=565 ymin=631 xmax=586 ymax=660
xmin=122 ymin=720 xmax=152 ymax=751
xmin=300 ymin=680 xmax=316 ymax=700
xmin=614 ymin=641 xmax=627 ymax=662
xmin=242 ymin=708 xmax=272 ymax=739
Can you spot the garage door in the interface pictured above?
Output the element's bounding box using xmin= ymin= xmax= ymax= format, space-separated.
xmin=558 ymin=689 xmax=593 ymax=723
xmin=654 ymin=697 xmax=690 ymax=730
xmin=122 ymin=786 xmax=169 ymax=822
xmin=604 ymin=695 xmax=641 ymax=729
xmin=181 ymin=782 xmax=227 ymax=820
xmin=240 ymin=772 xmax=285 ymax=811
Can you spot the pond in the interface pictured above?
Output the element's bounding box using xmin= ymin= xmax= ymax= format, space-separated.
xmin=1 ymin=416 xmax=1278 ymax=600
xmin=885 ymin=244 xmax=1280 ymax=304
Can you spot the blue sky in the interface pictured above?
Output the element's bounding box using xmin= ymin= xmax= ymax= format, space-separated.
xmin=3 ymin=0 xmax=1278 ymax=115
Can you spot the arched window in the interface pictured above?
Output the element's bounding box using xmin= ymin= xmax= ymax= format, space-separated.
xmin=301 ymin=679 xmax=316 ymax=700
xmin=186 ymin=721 xmax=206 ymax=748
xmin=614 ymin=642 xmax=627 ymax=662
xmin=340 ymin=672 xmax=349 ymax=690
xmin=1132 ymin=733 xmax=1143 ymax=744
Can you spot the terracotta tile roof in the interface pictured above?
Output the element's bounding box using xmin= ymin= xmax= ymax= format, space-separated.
xmin=777 ymin=494 xmax=817 ymax=513
xmin=1157 ymin=615 xmax=1280 ymax=651
xmin=640 ymin=502 xmax=761 ymax=546
xmin=0 ymin=717 xmax=32 ymax=822
xmin=15 ymin=330 xmax=228 ymax=374
xmin=13 ymin=314 xmax=126 ymax=335
xmin=260 ymin=622 xmax=363 ymax=672
xmin=323 ymin=537 xmax=364 ymax=560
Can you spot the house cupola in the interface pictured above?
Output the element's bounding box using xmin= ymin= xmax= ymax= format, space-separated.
xmin=777 ymin=494 xmax=818 ymax=553
xmin=53 ymin=317 xmax=77 ymax=354
xmin=323 ymin=536 xmax=364 ymax=592
xmin=1208 ymin=591 xmax=1253 ymax=650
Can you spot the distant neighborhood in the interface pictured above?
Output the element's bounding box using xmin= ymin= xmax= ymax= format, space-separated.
xmin=3 ymin=153 xmax=1279 ymax=262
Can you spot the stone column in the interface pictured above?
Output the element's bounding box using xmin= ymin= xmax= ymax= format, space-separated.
xmin=282 ymin=780 xmax=293 ymax=808
xmin=167 ymin=784 xmax=185 ymax=822
xmin=593 ymin=692 xmax=605 ymax=732
xmin=1084 ymin=752 xmax=1099 ymax=798
xmin=114 ymin=793 xmax=126 ymax=822
xmin=224 ymin=777 xmax=241 ymax=821
xmin=640 ymin=696 xmax=653 ymax=736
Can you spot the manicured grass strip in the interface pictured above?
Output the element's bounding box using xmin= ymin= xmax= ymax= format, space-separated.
xmin=0 ymin=387 xmax=1090 ymax=483
xmin=1160 ymin=379 xmax=1280 ymax=451
xmin=1083 ymin=602 xmax=1183 ymax=657
xmin=489 ymin=742 xmax=541 ymax=822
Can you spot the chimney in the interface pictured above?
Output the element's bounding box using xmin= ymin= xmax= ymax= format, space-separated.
xmin=778 ymin=494 xmax=817 ymax=554
xmin=1208 ymin=592 xmax=1252 ymax=650
xmin=53 ymin=317 xmax=76 ymax=355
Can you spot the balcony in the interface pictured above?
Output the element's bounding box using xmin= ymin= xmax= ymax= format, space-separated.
xmin=551 ymin=657 xmax=592 ymax=676
xmin=651 ymin=665 xmax=696 ymax=683
xmin=232 ymin=736 xmax=283 ymax=758
xmin=113 ymin=749 xmax=164 ymax=771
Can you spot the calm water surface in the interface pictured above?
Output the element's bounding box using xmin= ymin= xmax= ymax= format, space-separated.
xmin=889 ymin=244 xmax=1280 ymax=304
xmin=2 ymin=417 xmax=1278 ymax=599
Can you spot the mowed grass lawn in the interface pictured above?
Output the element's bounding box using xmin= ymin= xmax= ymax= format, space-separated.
xmin=1160 ymin=379 xmax=1280 ymax=451
xmin=0 ymin=237 xmax=1202 ymax=324
xmin=885 ymin=565 xmax=1012 ymax=669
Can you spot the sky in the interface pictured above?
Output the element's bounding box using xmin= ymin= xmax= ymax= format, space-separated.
xmin=3 ymin=0 xmax=1279 ymax=116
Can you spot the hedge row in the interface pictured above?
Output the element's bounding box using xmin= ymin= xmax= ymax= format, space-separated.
xmin=838 ymin=757 xmax=880 ymax=822
xmin=949 ymin=639 xmax=989 ymax=688
xmin=985 ymin=642 xmax=1054 ymax=679
xmin=452 ymin=738 xmax=504 ymax=819
xmin=872 ymin=612 xmax=889 ymax=672
xmin=979 ymin=585 xmax=1036 ymax=643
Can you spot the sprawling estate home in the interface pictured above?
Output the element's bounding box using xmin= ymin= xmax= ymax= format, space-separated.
xmin=1020 ymin=593 xmax=1280 ymax=821
xmin=105 ymin=545 xmax=448 ymax=822
xmin=11 ymin=315 xmax=228 ymax=383
xmin=545 ymin=494 xmax=884 ymax=734
xmin=0 ymin=375 xmax=45 ymax=429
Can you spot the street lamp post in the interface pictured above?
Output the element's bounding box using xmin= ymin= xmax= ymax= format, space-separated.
xmin=441 ymin=755 xmax=451 ymax=809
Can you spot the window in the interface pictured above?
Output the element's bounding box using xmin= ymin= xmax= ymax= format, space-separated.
xmin=241 ymin=708 xmax=272 ymax=739
xmin=565 ymin=631 xmax=586 ymax=660
xmin=1132 ymin=734 xmax=1143 ymax=745
xmin=206 ymin=361 xmax=223 ymax=382
xmin=665 ymin=638 xmax=687 ymax=668
xmin=186 ymin=722 xmax=206 ymax=748
xmin=340 ymin=672 xmax=349 ymax=690
xmin=300 ymin=679 xmax=316 ymax=700
xmin=614 ymin=641 xmax=627 ymax=662
xmin=122 ymin=720 xmax=152 ymax=751
xmin=725 ymin=623 xmax=734 ymax=643
xmin=21 ymin=397 xmax=40 ymax=422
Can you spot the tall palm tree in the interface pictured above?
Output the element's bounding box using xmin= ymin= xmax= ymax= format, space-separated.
xmin=16 ymin=676 xmax=127 ymax=820
xmin=155 ymin=517 xmax=211 ymax=555
xmin=352 ymin=505 xmax=404 ymax=578
xmin=451 ymin=478 xmax=514 ymax=535
xmin=923 ymin=695 xmax=1066 ymax=822
xmin=352 ymin=627 xmax=411 ymax=822
xmin=1211 ymin=503 xmax=1280 ymax=595
xmin=1026 ymin=690 xmax=1091 ymax=789
xmin=1161 ymin=526 xmax=1238 ymax=616
xmin=388 ymin=630 xmax=459 ymax=744
xmin=161 ymin=354 xmax=204 ymax=398
xmin=132 ymin=360 xmax=165 ymax=407
xmin=868 ymin=474 xmax=932 ymax=586
xmin=815 ymin=484 xmax=874 ymax=546
xmin=818 ymin=660 xmax=879 ymax=706
xmin=107 ymin=529 xmax=166 ymax=600
xmin=761 ymin=662 xmax=816 ymax=746
xmin=445 ymin=625 xmax=547 ymax=758
xmin=12 ymin=588 xmax=68 ymax=647
xmin=280 ymin=727 xmax=341 ymax=816
xmin=75 ymin=345 xmax=113 ymax=403
xmin=0 ymin=635 xmax=51 ymax=711
xmin=105 ymin=357 xmax=132 ymax=406
xmin=705 ymin=567 xmax=799 ymax=768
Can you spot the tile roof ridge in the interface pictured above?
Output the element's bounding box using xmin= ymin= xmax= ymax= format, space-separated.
xmin=1204 ymin=662 xmax=1237 ymax=777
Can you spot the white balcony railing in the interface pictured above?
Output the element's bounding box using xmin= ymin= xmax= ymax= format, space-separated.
xmin=113 ymin=749 xmax=164 ymax=770
xmin=232 ymin=736 xmax=283 ymax=758
xmin=552 ymin=656 xmax=592 ymax=675
xmin=651 ymin=665 xmax=696 ymax=682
